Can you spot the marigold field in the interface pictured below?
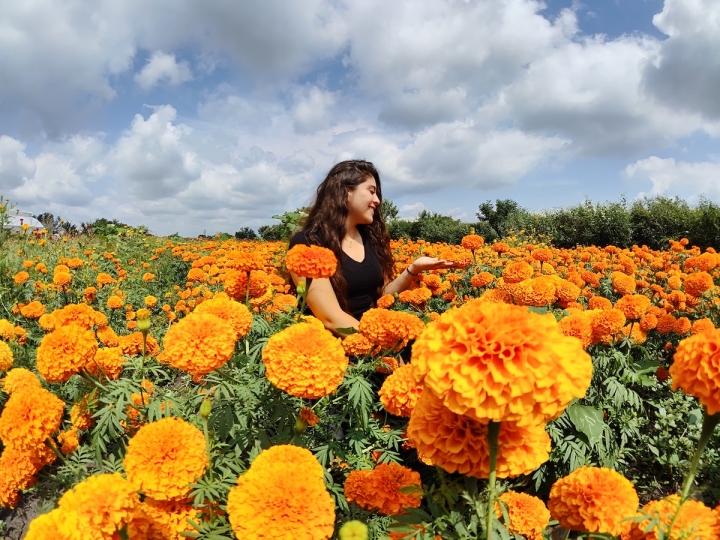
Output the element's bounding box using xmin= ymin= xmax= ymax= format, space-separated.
xmin=2 ymin=220 xmax=720 ymax=539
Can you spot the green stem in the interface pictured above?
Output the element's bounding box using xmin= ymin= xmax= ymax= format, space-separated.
xmin=45 ymin=437 xmax=68 ymax=465
xmin=485 ymin=421 xmax=501 ymax=540
xmin=200 ymin=415 xmax=215 ymax=482
xmin=680 ymin=412 xmax=720 ymax=501
xmin=79 ymin=369 xmax=107 ymax=391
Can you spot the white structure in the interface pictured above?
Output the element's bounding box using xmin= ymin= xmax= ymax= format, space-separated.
xmin=7 ymin=210 xmax=44 ymax=233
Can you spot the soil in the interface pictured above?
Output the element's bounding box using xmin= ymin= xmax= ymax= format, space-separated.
xmin=0 ymin=493 xmax=41 ymax=540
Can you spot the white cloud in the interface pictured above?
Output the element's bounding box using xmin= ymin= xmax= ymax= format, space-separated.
xmin=399 ymin=202 xmax=426 ymax=219
xmin=0 ymin=136 xmax=36 ymax=190
xmin=135 ymin=51 xmax=192 ymax=90
xmin=625 ymin=156 xmax=720 ymax=202
xmin=291 ymin=85 xmax=338 ymax=134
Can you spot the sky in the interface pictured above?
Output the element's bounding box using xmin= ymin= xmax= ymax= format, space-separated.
xmin=0 ymin=0 xmax=719 ymax=236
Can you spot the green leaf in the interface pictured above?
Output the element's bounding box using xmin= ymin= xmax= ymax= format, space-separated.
xmin=335 ymin=326 xmax=358 ymax=335
xmin=566 ymin=403 xmax=605 ymax=448
xmin=688 ymin=409 xmax=703 ymax=426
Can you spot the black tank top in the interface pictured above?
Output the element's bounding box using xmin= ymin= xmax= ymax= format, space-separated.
xmin=289 ymin=229 xmax=384 ymax=320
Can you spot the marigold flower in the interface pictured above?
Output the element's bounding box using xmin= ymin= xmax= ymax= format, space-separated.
xmin=623 ymin=495 xmax=720 ymax=540
xmin=512 ymin=277 xmax=557 ymax=307
xmin=670 ymin=329 xmax=720 ymax=414
xmin=71 ymin=396 xmax=96 ymax=431
xmin=0 ymin=446 xmax=52 ymax=508
xmin=227 ymin=445 xmax=335 ymax=540
xmin=342 ymin=332 xmax=374 ymax=356
xmin=124 ymin=417 xmax=208 ymax=501
xmin=144 ymin=295 xmax=158 ymax=308
xmin=398 ymin=287 xmax=432 ymax=305
xmin=376 ymin=293 xmax=395 ymax=309
xmin=558 ymin=312 xmax=594 ymax=349
xmin=223 ymin=270 xmax=249 ymax=300
xmin=555 ymin=280 xmax=581 ymax=303
xmin=193 ymin=292 xmax=253 ymax=340
xmin=286 ymin=244 xmax=338 ymax=279
xmin=461 ymin=234 xmax=484 ymax=250
xmin=96 ymin=272 xmax=116 ymax=288
xmin=13 ymin=271 xmax=30 ymax=285
xmin=611 ymin=271 xmax=636 ymax=295
xmin=591 ymin=308 xmax=626 ymax=343
xmin=141 ymin=497 xmax=201 ymax=540
xmin=493 ymin=242 xmax=510 ymax=254
xmin=1 ymin=368 xmax=41 ymax=394
xmin=107 ymin=295 xmax=124 ymax=309
xmin=53 ymin=271 xmax=72 ymax=287
xmin=19 ymin=301 xmax=45 ymax=319
xmin=86 ymin=347 xmax=125 ymax=380
xmin=502 ymin=262 xmax=534 ymax=284
xmin=614 ymin=294 xmax=651 ymax=320
xmin=50 ymin=303 xmax=107 ymax=330
xmin=359 ymin=308 xmax=425 ymax=352
xmin=691 ymin=318 xmax=715 ymax=335
xmin=684 ymin=271 xmax=714 ymax=297
xmin=36 ymin=323 xmax=98 ymax=383
xmin=160 ymin=312 xmax=237 ymax=379
xmin=656 ymin=313 xmax=677 ymax=334
xmin=0 ymin=341 xmax=12 ymax=371
xmin=57 ymin=427 xmax=80 ymax=455
xmin=339 ymin=520 xmax=369 ymax=540
xmin=262 ymin=321 xmax=348 ymax=399
xmin=96 ymin=325 xmax=119 ymax=347
xmin=344 ymin=463 xmax=422 ymax=516
xmin=673 ymin=316 xmax=692 ymax=335
xmin=639 ymin=313 xmax=658 ymax=332
xmin=379 ymin=364 xmax=423 ymax=417
xmin=471 ymin=271 xmax=495 ymax=288
xmin=0 ymin=386 xmax=65 ymax=452
xmin=495 ymin=491 xmax=550 ymax=540
xmin=548 ymin=466 xmax=639 ymax=536
xmin=588 ymin=296 xmax=612 ymax=310
xmin=412 ymin=301 xmax=592 ymax=426
xmin=407 ymin=392 xmax=550 ymax=478
xmin=299 ymin=406 xmax=320 ymax=427
xmin=0 ymin=319 xmax=15 ymax=341
xmin=248 ymin=270 xmax=272 ymax=298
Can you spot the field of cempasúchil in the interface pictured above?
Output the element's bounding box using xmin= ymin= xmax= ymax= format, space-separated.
xmin=1 ymin=218 xmax=720 ymax=538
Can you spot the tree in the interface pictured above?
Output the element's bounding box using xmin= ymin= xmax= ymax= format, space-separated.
xmin=235 ymin=227 xmax=258 ymax=240
xmin=380 ymin=199 xmax=399 ymax=221
xmin=476 ymin=199 xmax=521 ymax=238
xmin=258 ymin=224 xmax=286 ymax=241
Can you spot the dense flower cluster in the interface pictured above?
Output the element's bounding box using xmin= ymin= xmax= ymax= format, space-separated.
xmin=36 ymin=323 xmax=98 ymax=382
xmin=379 ymin=364 xmax=424 ymax=417
xmin=0 ymin=385 xmax=65 ymax=452
xmin=358 ymin=308 xmax=425 ymax=351
xmin=227 ymin=445 xmax=335 ymax=540
xmin=344 ymin=462 xmax=422 ymax=515
xmin=262 ymin=320 xmax=348 ymax=398
xmin=495 ymin=491 xmax=550 ymax=540
xmin=285 ymin=244 xmax=338 ymax=279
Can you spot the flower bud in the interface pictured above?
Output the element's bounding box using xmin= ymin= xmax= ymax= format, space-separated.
xmin=294 ymin=416 xmax=308 ymax=434
xmin=296 ymin=280 xmax=306 ymax=297
xmin=199 ymin=398 xmax=212 ymax=418
xmin=339 ymin=521 xmax=368 ymax=540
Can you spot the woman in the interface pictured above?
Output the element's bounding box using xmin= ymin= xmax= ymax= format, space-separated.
xmin=288 ymin=159 xmax=455 ymax=333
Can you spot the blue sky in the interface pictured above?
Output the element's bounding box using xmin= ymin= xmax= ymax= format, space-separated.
xmin=1 ymin=0 xmax=718 ymax=235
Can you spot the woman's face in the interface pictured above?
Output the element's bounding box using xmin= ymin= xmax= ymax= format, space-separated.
xmin=347 ymin=176 xmax=380 ymax=226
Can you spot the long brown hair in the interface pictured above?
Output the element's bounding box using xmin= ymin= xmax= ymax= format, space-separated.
xmin=302 ymin=160 xmax=394 ymax=312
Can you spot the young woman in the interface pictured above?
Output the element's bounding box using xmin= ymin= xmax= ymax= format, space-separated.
xmin=288 ymin=160 xmax=455 ymax=333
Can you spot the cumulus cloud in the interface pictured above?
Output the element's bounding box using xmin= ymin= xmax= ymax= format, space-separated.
xmin=399 ymin=202 xmax=426 ymax=219
xmin=135 ymin=51 xmax=192 ymax=90
xmin=0 ymin=136 xmax=36 ymax=190
xmin=643 ymin=0 xmax=720 ymax=119
xmin=625 ymin=156 xmax=720 ymax=202
xmin=291 ymin=85 xmax=338 ymax=134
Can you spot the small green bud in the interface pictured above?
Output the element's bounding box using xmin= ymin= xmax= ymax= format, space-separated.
xmin=297 ymin=280 xmax=306 ymax=296
xmin=199 ymin=398 xmax=212 ymax=418
xmin=294 ymin=416 xmax=309 ymax=434
xmin=339 ymin=520 xmax=368 ymax=540
xmin=137 ymin=317 xmax=151 ymax=334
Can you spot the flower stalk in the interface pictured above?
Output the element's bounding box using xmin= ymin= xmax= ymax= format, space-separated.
xmin=680 ymin=411 xmax=720 ymax=501
xmin=485 ymin=421 xmax=500 ymax=540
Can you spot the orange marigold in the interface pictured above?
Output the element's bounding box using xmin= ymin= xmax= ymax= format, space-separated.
xmin=193 ymin=292 xmax=253 ymax=340
xmin=670 ymin=329 xmax=720 ymax=414
xmin=0 ymin=386 xmax=65 ymax=452
xmin=691 ymin=318 xmax=715 ymax=335
xmin=53 ymin=271 xmax=72 ymax=287
xmin=502 ymin=261 xmax=534 ymax=284
xmin=299 ymin=406 xmax=320 ymax=427
xmin=13 ymin=271 xmax=30 ymax=285
xmin=406 ymin=391 xmax=550 ymax=478
xmin=378 ymin=364 xmax=423 ymax=417
xmin=377 ymin=293 xmax=395 ymax=309
xmin=673 ymin=316 xmax=692 ymax=335
xmin=412 ymin=301 xmax=592 ymax=426
xmin=124 ymin=417 xmax=208 ymax=501
xmin=119 ymin=332 xmax=160 ymax=357
xmin=656 ymin=313 xmax=677 ymax=335
xmin=286 ymin=244 xmax=338 ymax=279
xmin=511 ymin=276 xmax=557 ymax=307
xmin=558 ymin=312 xmax=594 ymax=349
xmin=19 ymin=301 xmax=45 ymax=319
xmin=639 ymin=313 xmax=658 ymax=332
xmin=684 ymin=271 xmax=714 ymax=297
xmin=344 ymin=463 xmax=422 ymax=516
xmin=588 ymin=296 xmax=612 ymax=310
xmin=36 ymin=324 xmax=98 ymax=383
xmin=1 ymin=368 xmax=41 ymax=395
xmin=495 ymin=491 xmax=550 ymax=540
xmin=548 ymin=466 xmax=639 ymax=536
xmin=262 ymin=321 xmax=348 ymax=399
xmin=0 ymin=319 xmax=15 ymax=341
xmin=342 ymin=332 xmax=374 ymax=356
xmin=223 ymin=270 xmax=248 ymax=300
xmin=358 ymin=308 xmax=425 ymax=352
xmin=160 ymin=312 xmax=237 ymax=379
xmin=591 ymin=308 xmax=626 ymax=343
xmin=614 ymin=295 xmax=651 ymax=320
xmin=86 ymin=347 xmax=125 ymax=380
xmin=50 ymin=303 xmax=107 ymax=329
xmin=0 ymin=341 xmax=12 ymax=371
xmin=461 ymin=234 xmax=484 ymax=250
xmin=471 ymin=271 xmax=495 ymax=288
xmin=623 ymin=495 xmax=720 ymax=540
xmin=107 ymin=295 xmax=124 ymax=309
xmin=611 ymin=271 xmax=636 ymax=295
xmin=141 ymin=497 xmax=201 ymax=540
xmin=227 ymin=445 xmax=335 ymax=540
xmin=0 ymin=446 xmax=52 ymax=508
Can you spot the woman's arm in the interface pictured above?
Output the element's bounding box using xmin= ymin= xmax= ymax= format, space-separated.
xmin=290 ymin=272 xmax=360 ymax=333
xmin=382 ymin=256 xmax=456 ymax=295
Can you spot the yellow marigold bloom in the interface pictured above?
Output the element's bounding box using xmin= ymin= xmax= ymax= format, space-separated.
xmin=49 ymin=303 xmax=107 ymax=330
xmin=684 ymin=271 xmax=714 ymax=297
xmin=591 ymin=308 xmax=626 ymax=344
xmin=160 ymin=313 xmax=236 ymax=379
xmin=623 ymin=495 xmax=720 ymax=540
xmin=503 ymin=261 xmax=534 ymax=284
xmin=19 ymin=301 xmax=45 ymax=319
xmin=512 ymin=276 xmax=557 ymax=307
xmin=670 ymin=329 xmax=720 ymax=414
xmin=144 ymin=295 xmax=158 ymax=308
xmin=71 ymin=395 xmax=96 ymax=431
xmin=379 ymin=364 xmax=423 ymax=417
xmin=136 ymin=308 xmax=151 ymax=321
xmin=495 ymin=491 xmax=550 ymax=540
xmin=344 ymin=462 xmax=422 ymax=516
xmin=412 ymin=301 xmax=592 ymax=426
xmin=96 ymin=272 xmax=115 ymax=288
xmin=548 ymin=466 xmax=639 ymax=536
xmin=0 ymin=341 xmax=12 ymax=371
xmin=471 ymin=271 xmax=495 ymax=288
xmin=0 ymin=319 xmax=15 ymax=342
xmin=57 ymin=472 xmax=144 ymax=539
xmin=86 ymin=347 xmax=125 ymax=380
xmin=223 ymin=270 xmax=248 ymax=300
xmin=13 ymin=271 xmax=30 ymax=285
xmin=57 ymin=427 xmax=79 ymax=455
xmin=461 ymin=234 xmax=484 ymax=250
xmin=0 ymin=386 xmax=65 ymax=452
xmin=141 ymin=497 xmax=201 ymax=540
xmin=656 ymin=313 xmax=677 ymax=334
xmin=286 ymin=244 xmax=338 ymax=279
xmin=107 ymin=295 xmax=124 ymax=309
xmin=342 ymin=333 xmax=374 ymax=356
xmin=339 ymin=520 xmax=369 ymax=540
xmin=1 ymin=368 xmax=41 ymax=394
xmin=407 ymin=392 xmax=550 ymax=478
xmin=588 ymin=296 xmax=612 ymax=310
xmin=194 ymin=292 xmax=253 ymax=340
xmin=142 ymin=272 xmax=156 ymax=282
xmin=359 ymin=308 xmax=425 ymax=352
xmin=263 ymin=321 xmax=348 ymax=399
xmin=38 ymin=313 xmax=56 ymax=332
xmin=124 ymin=417 xmax=208 ymax=501
xmin=227 ymin=445 xmax=335 ymax=540
xmin=36 ymin=324 xmax=98 ymax=383
xmin=53 ymin=271 xmax=72 ymax=287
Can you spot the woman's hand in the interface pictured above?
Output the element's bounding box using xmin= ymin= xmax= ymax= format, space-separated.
xmin=409 ymin=257 xmax=457 ymax=273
